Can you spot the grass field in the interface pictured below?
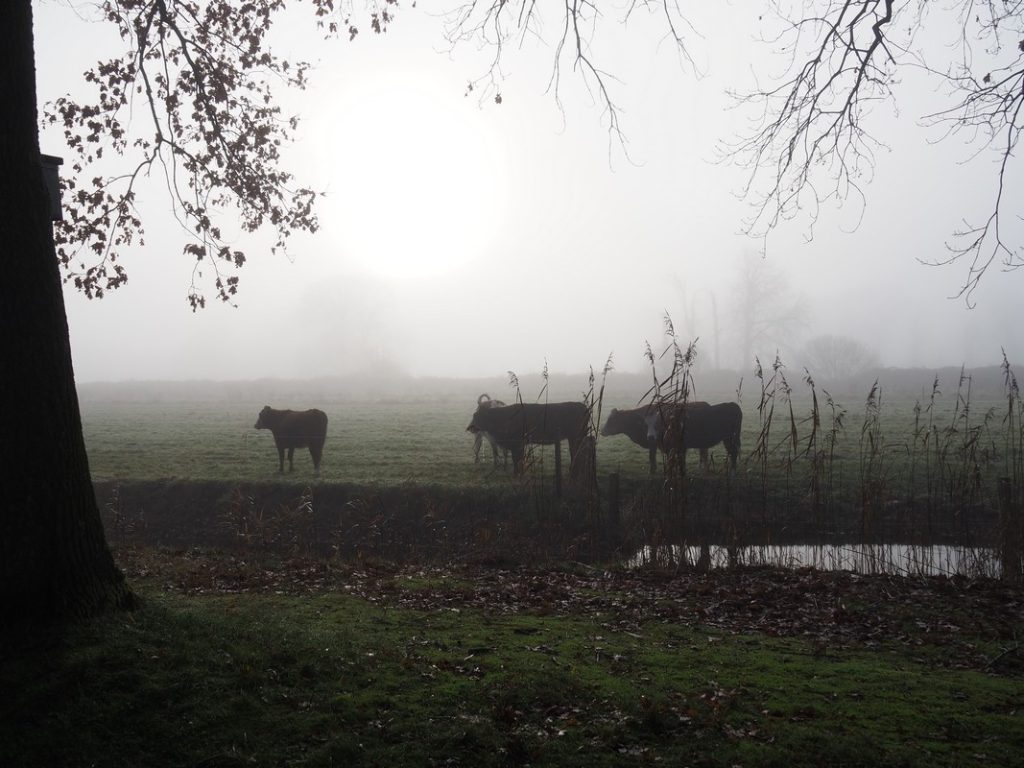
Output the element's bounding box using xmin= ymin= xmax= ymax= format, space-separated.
xmin=77 ymin=370 xmax=1024 ymax=577
xmin=79 ymin=390 xmax=1016 ymax=489
xmin=6 ymin=374 xmax=1017 ymax=767
xmin=4 ymin=554 xmax=1022 ymax=768
xmin=82 ymin=399 xmax=496 ymax=485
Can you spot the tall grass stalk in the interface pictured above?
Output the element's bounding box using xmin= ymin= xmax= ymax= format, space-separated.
xmin=1000 ymin=352 xmax=1023 ymax=581
xmin=858 ymin=381 xmax=885 ymax=542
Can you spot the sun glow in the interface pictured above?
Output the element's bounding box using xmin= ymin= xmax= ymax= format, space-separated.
xmin=311 ymin=70 xmax=507 ymax=280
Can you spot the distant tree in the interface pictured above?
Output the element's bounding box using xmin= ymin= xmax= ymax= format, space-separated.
xmin=673 ymin=277 xmax=721 ymax=370
xmin=730 ymin=251 xmax=807 ymax=370
xmin=801 ymin=335 xmax=879 ymax=381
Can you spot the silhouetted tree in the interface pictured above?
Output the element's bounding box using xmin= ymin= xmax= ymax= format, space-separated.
xmin=1 ymin=1 xmax=134 ymax=628
xmin=730 ymin=251 xmax=807 ymax=370
xmin=1 ymin=0 xmax=390 ymax=629
xmin=673 ymin=277 xmax=721 ymax=370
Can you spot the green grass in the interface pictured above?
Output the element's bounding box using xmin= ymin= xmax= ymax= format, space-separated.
xmin=82 ymin=399 xmax=586 ymax=484
xmin=3 ymin=575 xmax=1021 ymax=767
xmin=80 ymin=393 xmax=1013 ymax=486
xmin=81 ymin=385 xmax=1023 ymax=571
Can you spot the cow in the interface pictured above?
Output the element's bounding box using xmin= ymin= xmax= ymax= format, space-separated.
xmin=600 ymin=402 xmax=708 ymax=474
xmin=466 ymin=401 xmax=590 ymax=477
xmin=645 ymin=401 xmax=743 ymax=470
xmin=253 ymin=406 xmax=328 ymax=474
xmin=470 ymin=394 xmax=510 ymax=466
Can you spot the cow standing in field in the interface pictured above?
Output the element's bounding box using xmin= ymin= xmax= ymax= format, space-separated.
xmin=600 ymin=402 xmax=708 ymax=474
xmin=253 ymin=406 xmax=328 ymax=474
xmin=467 ymin=401 xmax=590 ymax=478
xmin=470 ymin=394 xmax=509 ymax=466
xmin=645 ymin=401 xmax=743 ymax=470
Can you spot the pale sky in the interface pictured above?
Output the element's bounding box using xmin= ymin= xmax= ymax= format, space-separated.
xmin=33 ymin=1 xmax=1023 ymax=383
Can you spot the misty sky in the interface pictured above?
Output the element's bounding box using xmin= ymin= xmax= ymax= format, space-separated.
xmin=34 ymin=2 xmax=1022 ymax=383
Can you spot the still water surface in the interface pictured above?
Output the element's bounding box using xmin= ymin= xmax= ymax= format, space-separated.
xmin=633 ymin=543 xmax=1000 ymax=578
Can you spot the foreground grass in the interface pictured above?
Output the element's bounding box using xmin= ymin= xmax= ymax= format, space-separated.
xmin=3 ymin=560 xmax=1022 ymax=767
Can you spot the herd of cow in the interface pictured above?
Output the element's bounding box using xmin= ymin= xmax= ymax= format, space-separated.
xmin=252 ymin=395 xmax=743 ymax=477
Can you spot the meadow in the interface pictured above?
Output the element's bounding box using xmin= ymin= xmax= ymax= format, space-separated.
xmin=5 ymin=560 xmax=1022 ymax=768
xmin=78 ymin=369 xmax=1017 ymax=488
xmin=5 ymin=368 xmax=1017 ymax=768
xmin=78 ymin=361 xmax=1024 ymax=578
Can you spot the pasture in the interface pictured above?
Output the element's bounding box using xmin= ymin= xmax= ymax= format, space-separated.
xmin=78 ymin=367 xmax=1024 ymax=578
xmin=81 ymin=399 xmax=568 ymax=485
xmin=78 ymin=384 xmax=1016 ymax=488
xmin=4 ymin=558 xmax=1023 ymax=768
xmin=16 ymin=374 xmax=1012 ymax=768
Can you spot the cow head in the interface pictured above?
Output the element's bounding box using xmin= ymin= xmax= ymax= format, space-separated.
xmin=599 ymin=408 xmax=621 ymax=436
xmin=254 ymin=405 xmax=273 ymax=430
xmin=644 ymin=411 xmax=664 ymax=443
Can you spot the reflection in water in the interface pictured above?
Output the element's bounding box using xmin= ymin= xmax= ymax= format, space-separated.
xmin=631 ymin=543 xmax=1001 ymax=578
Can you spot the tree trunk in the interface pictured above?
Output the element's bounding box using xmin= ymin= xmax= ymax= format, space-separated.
xmin=0 ymin=0 xmax=132 ymax=630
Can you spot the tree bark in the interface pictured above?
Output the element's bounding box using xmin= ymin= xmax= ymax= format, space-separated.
xmin=0 ymin=0 xmax=132 ymax=630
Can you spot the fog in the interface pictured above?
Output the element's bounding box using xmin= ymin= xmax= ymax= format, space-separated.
xmin=34 ymin=4 xmax=1023 ymax=386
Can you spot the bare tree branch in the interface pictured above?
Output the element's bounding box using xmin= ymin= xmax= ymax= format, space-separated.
xmin=441 ymin=0 xmax=696 ymax=152
xmin=44 ymin=0 xmax=1023 ymax=307
xmin=724 ymin=0 xmax=1023 ymax=302
xmin=916 ymin=3 xmax=1024 ymax=303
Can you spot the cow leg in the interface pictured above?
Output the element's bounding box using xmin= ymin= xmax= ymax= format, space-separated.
xmin=511 ymin=445 xmax=525 ymax=476
xmin=648 ymin=445 xmax=658 ymax=475
xmin=276 ymin=445 xmax=286 ymax=473
xmin=473 ymin=431 xmax=483 ymax=463
xmin=699 ymin=447 xmax=709 ymax=468
xmin=310 ymin=441 xmax=324 ymax=474
xmin=287 ymin=446 xmax=295 ymax=472
xmin=490 ymin=436 xmax=500 ymax=468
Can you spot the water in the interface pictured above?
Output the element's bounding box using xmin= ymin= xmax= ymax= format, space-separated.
xmin=631 ymin=543 xmax=1001 ymax=578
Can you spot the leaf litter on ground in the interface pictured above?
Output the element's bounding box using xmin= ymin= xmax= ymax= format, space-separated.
xmin=114 ymin=545 xmax=1024 ymax=676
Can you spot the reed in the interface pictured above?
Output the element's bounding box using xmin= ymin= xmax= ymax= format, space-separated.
xmin=619 ymin=323 xmax=1022 ymax=578
xmin=999 ymin=352 xmax=1023 ymax=581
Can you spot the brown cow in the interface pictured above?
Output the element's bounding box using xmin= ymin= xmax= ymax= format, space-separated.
xmin=646 ymin=401 xmax=743 ymax=470
xmin=600 ymin=402 xmax=709 ymax=473
xmin=467 ymin=401 xmax=589 ymax=476
xmin=470 ymin=393 xmax=509 ymax=466
xmin=254 ymin=406 xmax=328 ymax=474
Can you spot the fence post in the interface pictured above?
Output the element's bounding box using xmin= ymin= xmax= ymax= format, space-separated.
xmin=999 ymin=477 xmax=1021 ymax=583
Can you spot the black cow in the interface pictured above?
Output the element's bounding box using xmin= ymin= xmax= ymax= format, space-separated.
xmin=600 ymin=402 xmax=709 ymax=474
xmin=646 ymin=401 xmax=743 ymax=470
xmin=467 ymin=401 xmax=589 ymax=477
xmin=470 ymin=393 xmax=510 ymax=466
xmin=254 ymin=405 xmax=328 ymax=474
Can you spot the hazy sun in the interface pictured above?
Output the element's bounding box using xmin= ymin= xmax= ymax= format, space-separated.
xmin=312 ymin=68 xmax=506 ymax=280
